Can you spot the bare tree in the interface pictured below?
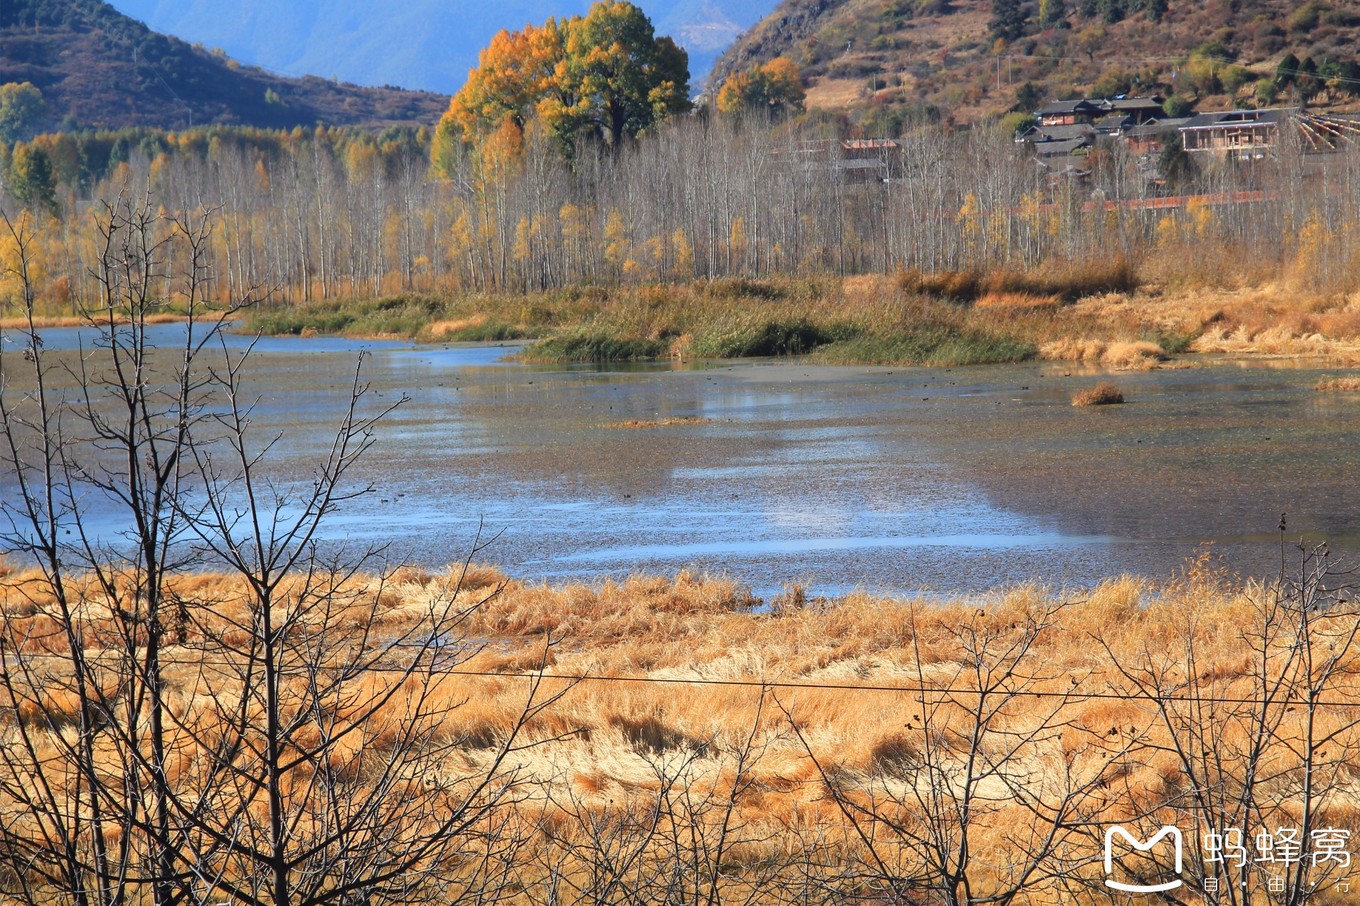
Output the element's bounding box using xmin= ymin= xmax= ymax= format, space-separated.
xmin=781 ymin=600 xmax=1143 ymax=905
xmin=0 ymin=195 xmax=239 ymax=906
xmin=0 ymin=198 xmax=564 ymax=906
xmin=1099 ymin=538 xmax=1360 ymax=905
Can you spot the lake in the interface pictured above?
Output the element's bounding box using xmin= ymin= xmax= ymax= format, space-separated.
xmin=4 ymin=322 xmax=1358 ymax=599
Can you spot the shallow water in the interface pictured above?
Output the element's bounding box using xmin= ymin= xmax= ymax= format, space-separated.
xmin=3 ymin=322 xmax=1357 ymax=598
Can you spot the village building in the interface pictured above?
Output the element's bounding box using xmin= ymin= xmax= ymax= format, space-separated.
xmin=1124 ymin=118 xmax=1191 ymax=156
xmin=1034 ymin=99 xmax=1105 ymax=127
xmin=1177 ymin=108 xmax=1293 ymax=160
xmin=1033 ymin=96 xmax=1163 ymax=129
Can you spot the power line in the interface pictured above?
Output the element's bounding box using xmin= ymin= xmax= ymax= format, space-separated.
xmin=8 ymin=649 xmax=1358 ymax=708
xmin=289 ymin=661 xmax=1360 ymax=708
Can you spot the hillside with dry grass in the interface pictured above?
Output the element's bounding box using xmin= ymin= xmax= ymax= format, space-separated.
xmin=708 ymin=0 xmax=1360 ymax=126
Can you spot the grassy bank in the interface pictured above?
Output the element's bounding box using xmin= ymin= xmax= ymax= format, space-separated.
xmin=3 ymin=561 xmax=1358 ymax=903
xmin=244 ymin=266 xmax=1360 ymax=368
xmin=0 ymin=311 xmax=190 ymax=330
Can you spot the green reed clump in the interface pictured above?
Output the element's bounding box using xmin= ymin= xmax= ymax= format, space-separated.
xmin=249 ymin=294 xmax=447 ymax=338
xmin=690 ymin=318 xmax=854 ymax=358
xmin=816 ymin=323 xmax=1035 ymax=366
xmin=251 ymin=304 xmax=356 ymax=336
xmin=520 ymin=331 xmax=669 ymax=362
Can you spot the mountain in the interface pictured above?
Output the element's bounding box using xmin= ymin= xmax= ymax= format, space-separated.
xmin=0 ymin=0 xmax=447 ymax=132
xmin=106 ymin=0 xmax=774 ymax=94
xmin=707 ymin=0 xmax=1360 ymax=123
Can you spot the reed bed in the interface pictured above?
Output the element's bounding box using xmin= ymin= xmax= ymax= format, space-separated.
xmin=242 ymin=272 xmax=1360 ymax=372
xmin=2 ymin=562 xmax=1357 ymax=902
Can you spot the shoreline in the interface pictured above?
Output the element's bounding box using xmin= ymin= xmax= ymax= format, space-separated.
xmin=11 ymin=276 xmax=1360 ymax=369
xmin=242 ymin=276 xmax=1360 ymax=368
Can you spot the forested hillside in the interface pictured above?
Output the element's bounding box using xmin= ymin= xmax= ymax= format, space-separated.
xmin=0 ymin=0 xmax=447 ymax=131
xmin=708 ymin=0 xmax=1360 ymax=126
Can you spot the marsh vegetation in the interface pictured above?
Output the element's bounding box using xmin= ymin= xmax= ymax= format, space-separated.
xmin=6 ymin=110 xmax=1360 ymax=906
xmin=7 ymin=117 xmax=1360 ymax=367
xmin=4 ymin=557 xmax=1359 ymax=904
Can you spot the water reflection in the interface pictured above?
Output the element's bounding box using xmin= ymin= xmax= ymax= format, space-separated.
xmin=4 ymin=322 xmax=1358 ymax=597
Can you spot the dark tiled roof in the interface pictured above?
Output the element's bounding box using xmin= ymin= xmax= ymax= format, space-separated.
xmin=1033 ymin=137 xmax=1091 ymax=156
xmin=1036 ymin=96 xmax=1164 ymax=117
xmin=1106 ymin=96 xmax=1164 ymax=111
xmin=1030 ymin=123 xmax=1098 ymax=141
xmin=1125 ymin=117 xmax=1190 ymax=138
xmin=1036 ymin=99 xmax=1102 ymax=116
xmin=1094 ymin=113 xmax=1133 ymax=132
xmin=1180 ymin=108 xmax=1294 ymax=130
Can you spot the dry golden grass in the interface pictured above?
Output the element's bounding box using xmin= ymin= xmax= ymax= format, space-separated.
xmin=0 ymin=312 xmax=186 ymax=330
xmin=1100 ymin=340 xmax=1167 ymax=370
xmin=425 ymin=314 xmax=490 ymax=337
xmin=973 ymin=291 xmax=1062 ymax=312
xmin=4 ymin=564 xmax=1359 ymax=902
xmin=1177 ymin=287 xmax=1360 ymax=359
xmin=1040 ymin=338 xmax=1168 ymax=370
xmin=1317 ymin=375 xmax=1360 ymax=392
xmin=605 ymin=416 xmax=710 ymax=429
xmin=1072 ymin=382 xmax=1125 ymax=407
xmin=802 ymin=76 xmax=866 ymax=110
xmin=1038 ymin=336 xmax=1106 ymax=362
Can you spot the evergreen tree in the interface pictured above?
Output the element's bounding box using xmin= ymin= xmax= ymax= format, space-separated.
xmin=7 ymin=143 xmax=57 ymax=212
xmin=990 ymin=0 xmax=1027 ymax=41
xmin=1296 ymin=56 xmax=1321 ymax=101
xmin=1340 ymin=61 xmax=1360 ymax=98
xmin=1014 ymin=80 xmax=1042 ymax=111
xmin=1276 ymin=52 xmax=1300 ymax=88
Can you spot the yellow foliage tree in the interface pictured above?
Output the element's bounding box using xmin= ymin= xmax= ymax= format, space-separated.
xmin=603 ymin=209 xmax=629 ymax=274
xmin=444 ymin=21 xmax=566 ymax=144
xmin=435 ymin=0 xmax=690 ymax=166
xmin=671 ymin=227 xmax=694 ymax=278
xmin=716 ymin=58 xmax=806 ymax=117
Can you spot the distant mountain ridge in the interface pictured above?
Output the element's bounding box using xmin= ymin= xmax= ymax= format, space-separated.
xmin=106 ymin=0 xmax=775 ymax=94
xmin=0 ymin=0 xmax=448 ymax=132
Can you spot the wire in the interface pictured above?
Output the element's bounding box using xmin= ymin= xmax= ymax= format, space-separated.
xmin=308 ymin=661 xmax=1360 ymax=709
xmin=6 ymin=643 xmax=1358 ymax=707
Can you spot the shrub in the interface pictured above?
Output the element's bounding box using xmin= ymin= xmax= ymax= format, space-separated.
xmin=1072 ymin=382 xmax=1125 ymax=406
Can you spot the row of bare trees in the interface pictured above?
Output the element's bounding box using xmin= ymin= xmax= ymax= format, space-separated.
xmin=0 ymin=197 xmax=567 ymax=906
xmin=8 ymin=115 xmax=1360 ymax=314
xmin=1 ymin=201 xmax=1359 ymax=904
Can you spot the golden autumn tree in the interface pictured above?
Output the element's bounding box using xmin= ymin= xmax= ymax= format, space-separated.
xmin=434 ymin=0 xmax=689 ymax=167
xmin=546 ymin=0 xmax=690 ymax=148
xmin=443 ymin=20 xmax=566 ymax=142
xmin=716 ymin=57 xmax=805 ymax=117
